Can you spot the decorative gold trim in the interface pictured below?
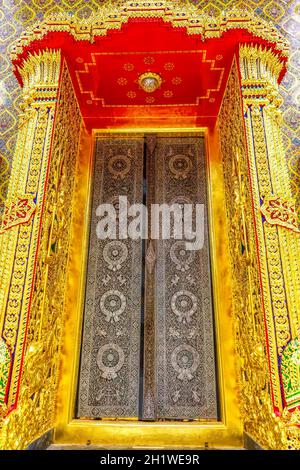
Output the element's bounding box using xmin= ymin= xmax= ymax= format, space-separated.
xmin=237 ymin=45 xmax=300 ymax=447
xmin=0 ymin=194 xmax=36 ymax=233
xmin=0 ymin=51 xmax=62 ymax=418
xmin=11 ymin=2 xmax=289 ymax=65
xmin=0 ymin=57 xmax=83 ymax=449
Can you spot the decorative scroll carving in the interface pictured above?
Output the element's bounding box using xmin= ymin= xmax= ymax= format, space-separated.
xmin=155 ymin=136 xmax=217 ymax=420
xmin=77 ymin=136 xmax=144 ymax=418
xmin=0 ymin=195 xmax=36 ymax=233
xmin=261 ymin=195 xmax=300 ymax=233
xmin=0 ymin=62 xmax=82 ymax=449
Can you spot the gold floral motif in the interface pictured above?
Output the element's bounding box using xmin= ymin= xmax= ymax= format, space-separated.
xmin=0 ymin=195 xmax=36 ymax=233
xmin=260 ymin=194 xmax=300 ymax=233
xmin=126 ymin=91 xmax=136 ymax=99
xmin=172 ymin=77 xmax=182 ymax=85
xmin=163 ymin=90 xmax=173 ymax=98
xmin=117 ymin=77 xmax=128 ymax=86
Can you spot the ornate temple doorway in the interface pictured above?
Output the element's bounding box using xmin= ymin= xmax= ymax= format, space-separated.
xmin=77 ymin=133 xmax=218 ymax=421
xmin=5 ymin=1 xmax=295 ymax=449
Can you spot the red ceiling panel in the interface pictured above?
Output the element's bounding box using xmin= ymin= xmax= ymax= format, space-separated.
xmin=13 ymin=18 xmax=277 ymax=129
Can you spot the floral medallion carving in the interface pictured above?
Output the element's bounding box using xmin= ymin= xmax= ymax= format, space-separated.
xmin=103 ymin=241 xmax=128 ymax=271
xmin=171 ymin=290 xmax=198 ymax=324
xmin=171 ymin=344 xmax=200 ymax=381
xmin=108 ymin=154 xmax=131 ymax=179
xmin=100 ymin=290 xmax=126 ymax=323
xmin=168 ymin=154 xmax=193 ymax=179
xmin=170 ymin=241 xmax=195 ymax=272
xmin=96 ymin=343 xmax=125 ymax=380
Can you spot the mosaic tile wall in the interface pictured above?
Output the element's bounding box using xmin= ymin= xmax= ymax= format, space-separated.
xmin=0 ymin=0 xmax=299 ymax=213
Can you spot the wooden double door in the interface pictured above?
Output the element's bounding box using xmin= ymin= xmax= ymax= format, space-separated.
xmin=77 ymin=134 xmax=218 ymax=420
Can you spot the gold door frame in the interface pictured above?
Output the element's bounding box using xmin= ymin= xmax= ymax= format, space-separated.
xmin=54 ymin=127 xmax=243 ymax=448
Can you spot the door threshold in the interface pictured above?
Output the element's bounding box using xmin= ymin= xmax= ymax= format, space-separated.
xmin=54 ymin=420 xmax=243 ymax=448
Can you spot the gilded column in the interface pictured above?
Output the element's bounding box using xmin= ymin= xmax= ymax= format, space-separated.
xmin=239 ymin=44 xmax=300 ymax=414
xmin=0 ymin=50 xmax=61 ymax=417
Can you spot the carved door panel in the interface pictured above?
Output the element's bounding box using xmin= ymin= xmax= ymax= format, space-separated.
xmin=77 ymin=134 xmax=218 ymax=420
xmin=152 ymin=136 xmax=218 ymax=419
xmin=77 ymin=136 xmax=144 ymax=418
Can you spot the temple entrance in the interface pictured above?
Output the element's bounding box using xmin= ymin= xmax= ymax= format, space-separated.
xmin=77 ymin=133 xmax=218 ymax=421
xmin=2 ymin=0 xmax=296 ymax=449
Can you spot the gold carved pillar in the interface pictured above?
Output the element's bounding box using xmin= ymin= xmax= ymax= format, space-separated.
xmin=239 ymin=44 xmax=300 ymax=417
xmin=0 ymin=50 xmax=61 ymax=419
